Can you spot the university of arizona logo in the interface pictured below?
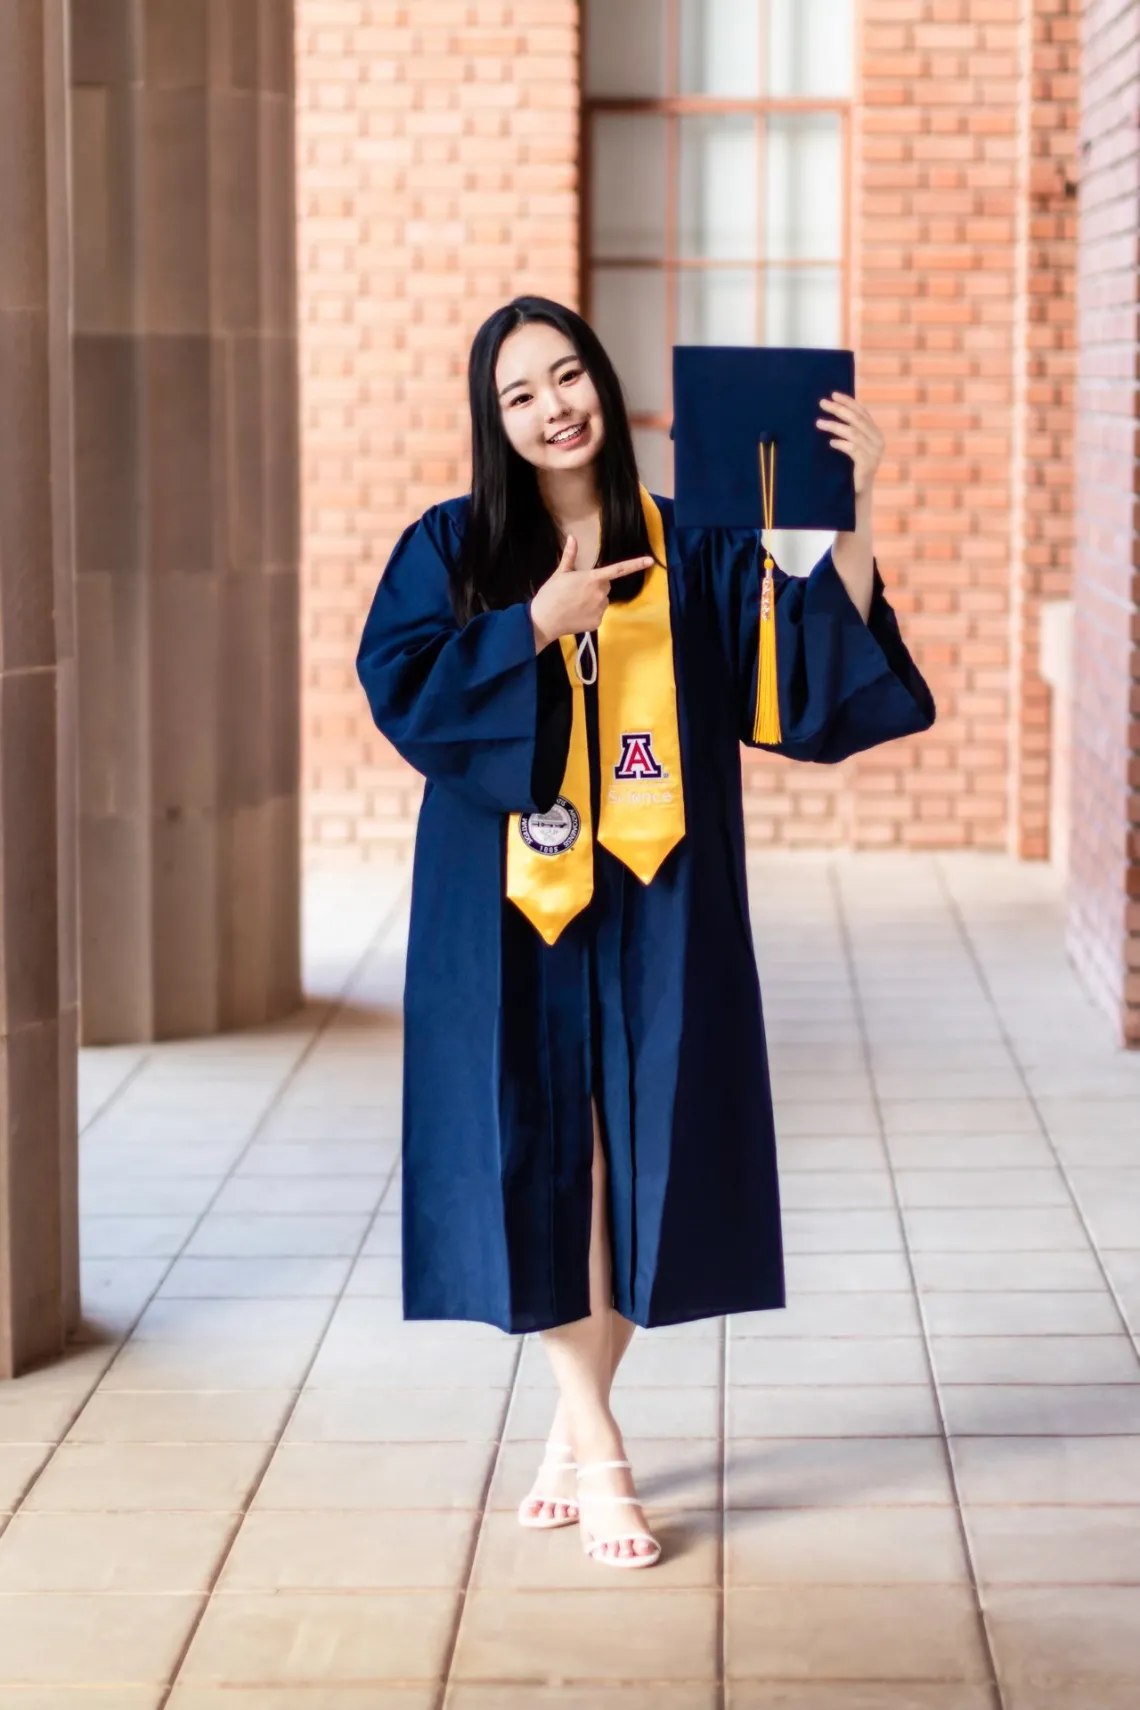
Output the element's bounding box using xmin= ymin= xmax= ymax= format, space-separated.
xmin=519 ymin=797 xmax=581 ymax=856
xmin=613 ymin=732 xmax=664 ymax=782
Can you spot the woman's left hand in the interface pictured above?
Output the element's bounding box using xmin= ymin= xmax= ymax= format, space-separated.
xmin=817 ymin=394 xmax=885 ymax=496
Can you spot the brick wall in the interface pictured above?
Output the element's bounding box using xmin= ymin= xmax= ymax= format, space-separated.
xmin=1010 ymin=0 xmax=1079 ymax=859
xmin=1069 ymin=0 xmax=1140 ymax=1045
xmin=297 ymin=0 xmax=1080 ymax=863
xmin=296 ymin=0 xmax=578 ymax=858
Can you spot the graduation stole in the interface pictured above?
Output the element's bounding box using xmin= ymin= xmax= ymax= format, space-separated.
xmin=506 ymin=487 xmax=685 ymax=946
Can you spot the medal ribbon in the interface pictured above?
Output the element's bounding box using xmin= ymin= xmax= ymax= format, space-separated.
xmin=506 ymin=488 xmax=686 ymax=945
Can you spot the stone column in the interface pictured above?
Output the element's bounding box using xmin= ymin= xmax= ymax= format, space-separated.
xmin=44 ymin=0 xmax=81 ymax=1330
xmin=0 ymin=0 xmax=68 ymax=1376
xmin=72 ymin=0 xmax=301 ymax=1043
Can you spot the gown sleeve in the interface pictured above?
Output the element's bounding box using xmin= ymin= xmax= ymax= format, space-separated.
xmin=356 ymin=505 xmax=571 ymax=815
xmin=698 ymin=529 xmax=936 ymax=762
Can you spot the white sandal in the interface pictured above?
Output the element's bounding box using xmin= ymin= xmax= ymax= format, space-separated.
xmin=517 ymin=1440 xmax=579 ymax=1530
xmin=576 ymin=1458 xmax=661 ymax=1569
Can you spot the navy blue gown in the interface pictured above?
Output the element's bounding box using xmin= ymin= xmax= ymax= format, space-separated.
xmin=356 ymin=495 xmax=935 ymax=1333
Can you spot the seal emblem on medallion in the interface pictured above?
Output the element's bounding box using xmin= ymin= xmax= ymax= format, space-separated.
xmin=518 ymin=797 xmax=581 ymax=856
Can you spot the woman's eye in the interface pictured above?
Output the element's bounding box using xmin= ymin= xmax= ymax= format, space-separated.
xmin=561 ymin=368 xmax=582 ymax=385
xmin=508 ymin=393 xmax=531 ymax=407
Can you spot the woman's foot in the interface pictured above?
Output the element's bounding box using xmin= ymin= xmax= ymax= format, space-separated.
xmin=576 ymin=1456 xmax=660 ymax=1568
xmin=517 ymin=1439 xmax=579 ymax=1529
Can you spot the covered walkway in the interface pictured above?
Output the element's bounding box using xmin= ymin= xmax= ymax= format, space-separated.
xmin=0 ymin=854 xmax=1137 ymax=1706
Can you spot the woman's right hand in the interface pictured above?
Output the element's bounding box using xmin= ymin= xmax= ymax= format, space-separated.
xmin=530 ymin=536 xmax=654 ymax=653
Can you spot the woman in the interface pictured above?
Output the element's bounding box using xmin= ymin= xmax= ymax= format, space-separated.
xmin=356 ymin=296 xmax=934 ymax=1571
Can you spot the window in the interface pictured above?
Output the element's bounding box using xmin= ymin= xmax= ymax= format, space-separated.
xmin=583 ymin=0 xmax=854 ymax=566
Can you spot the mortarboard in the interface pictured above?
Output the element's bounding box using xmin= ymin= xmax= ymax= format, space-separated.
xmin=671 ymin=345 xmax=857 ymax=533
xmin=670 ymin=345 xmax=858 ymax=746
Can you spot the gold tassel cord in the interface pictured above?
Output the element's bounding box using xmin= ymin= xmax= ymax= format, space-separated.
xmin=752 ymin=438 xmax=783 ymax=745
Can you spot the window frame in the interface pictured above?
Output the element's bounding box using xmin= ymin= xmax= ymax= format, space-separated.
xmin=578 ymin=0 xmax=854 ymax=454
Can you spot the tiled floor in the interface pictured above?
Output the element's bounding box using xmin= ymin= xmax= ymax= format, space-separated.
xmin=1 ymin=852 xmax=1138 ymax=1709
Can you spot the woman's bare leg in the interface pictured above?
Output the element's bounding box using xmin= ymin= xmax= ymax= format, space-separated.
xmin=525 ymin=1310 xmax=636 ymax=1525
xmin=535 ymin=1108 xmax=654 ymax=1560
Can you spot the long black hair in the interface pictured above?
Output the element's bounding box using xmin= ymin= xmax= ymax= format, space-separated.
xmin=453 ymin=295 xmax=652 ymax=624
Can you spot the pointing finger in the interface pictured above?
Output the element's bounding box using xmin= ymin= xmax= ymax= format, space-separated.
xmin=556 ymin=535 xmax=578 ymax=573
xmin=595 ymin=555 xmax=655 ymax=580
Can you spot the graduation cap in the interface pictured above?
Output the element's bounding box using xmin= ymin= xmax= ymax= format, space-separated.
xmin=671 ymin=345 xmax=857 ymax=533
xmin=670 ymin=345 xmax=858 ymax=746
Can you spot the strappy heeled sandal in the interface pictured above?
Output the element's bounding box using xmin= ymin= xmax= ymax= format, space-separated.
xmin=517 ymin=1439 xmax=579 ymax=1530
xmin=576 ymin=1458 xmax=662 ymax=1569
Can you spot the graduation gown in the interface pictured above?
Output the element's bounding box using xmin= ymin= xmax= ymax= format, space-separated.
xmin=356 ymin=495 xmax=935 ymax=1333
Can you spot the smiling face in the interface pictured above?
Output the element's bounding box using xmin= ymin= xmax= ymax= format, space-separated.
xmin=494 ymin=319 xmax=606 ymax=473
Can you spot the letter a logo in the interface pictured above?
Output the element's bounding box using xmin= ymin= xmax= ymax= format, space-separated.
xmin=614 ymin=731 xmax=665 ymax=781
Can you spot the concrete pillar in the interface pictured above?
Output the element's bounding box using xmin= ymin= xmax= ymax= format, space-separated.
xmin=72 ymin=0 xmax=302 ymax=1043
xmin=0 ymin=0 xmax=70 ymax=1376
xmin=44 ymin=0 xmax=81 ymax=1331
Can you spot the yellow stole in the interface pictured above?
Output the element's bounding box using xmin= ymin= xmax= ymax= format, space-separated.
xmin=506 ymin=488 xmax=686 ymax=946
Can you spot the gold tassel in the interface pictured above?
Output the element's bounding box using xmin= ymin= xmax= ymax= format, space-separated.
xmin=752 ymin=440 xmax=783 ymax=745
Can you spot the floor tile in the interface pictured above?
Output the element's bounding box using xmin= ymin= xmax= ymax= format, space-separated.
xmin=157 ymin=1256 xmax=354 ymax=1298
xmin=987 ymin=1586 xmax=1140 ymax=1689
xmin=0 ymin=1692 xmax=163 ymax=1709
xmin=880 ymin=1099 xmax=1040 ymax=1136
xmin=178 ymin=1591 xmax=458 ymax=1685
xmin=0 ymin=1509 xmax=235 ymax=1591
xmin=730 ymin=1292 xmax=922 ymax=1338
xmin=727 ymin=1690 xmax=993 ymax=1710
xmin=920 ymin=1292 xmax=1122 ymax=1337
xmin=472 ymin=1508 xmax=718 ymax=1588
xmin=930 ymin=1335 xmax=1139 ymax=1384
xmin=0 ymin=1444 xmax=50 ymax=1509
xmin=168 ymin=1692 xmax=435 ymax=1710
xmin=130 ymin=1296 xmax=334 ymax=1344
xmin=725 ymin=1586 xmax=989 ymax=1680
xmin=219 ymin=1508 xmax=478 ymax=1590
xmin=726 ymin=1437 xmax=953 ymax=1508
xmin=284 ymin=1387 xmax=509 ymax=1444
xmin=448 ymin=1690 xmax=717 ymax=1710
xmin=951 ymin=1435 xmax=1140 ymax=1504
xmin=730 ymin=1337 xmax=928 ymax=1386
xmin=80 ymin=1215 xmax=198 ymax=1258
xmin=0 ymin=1592 xmax=200 ymax=1683
xmin=902 ymin=1208 xmax=1090 ymax=1253
xmin=728 ymin=1385 xmax=940 ymax=1438
xmin=726 ymin=1505 xmax=970 ymax=1584
xmin=252 ymin=1441 xmax=493 ymax=1510
xmin=941 ymin=1384 xmax=1140 ymax=1436
xmin=777 ymin=1172 xmax=895 ymax=1211
xmin=781 ymin=1210 xmax=904 ymax=1254
xmin=910 ymin=1252 xmax=1107 ymax=1293
xmin=211 ymin=1176 xmax=387 ymax=1216
xmin=965 ymin=1506 xmax=1140 ymax=1585
xmin=888 ymin=1135 xmax=1055 ymax=1169
xmin=341 ymin=1256 xmax=404 ymax=1296
xmin=783 ymin=1253 xmax=914 ymax=1292
xmin=182 ymin=1215 xmax=370 ymax=1259
xmin=66 ymin=1390 xmax=293 ymax=1444
xmin=23 ymin=1441 xmax=268 ymax=1512
xmin=306 ymin=1336 xmax=516 ymax=1389
xmin=96 ymin=1340 xmax=318 ymax=1392
xmin=451 ymin=1587 xmax=718 ymax=1681
xmin=79 ymin=1176 xmax=219 ymax=1217
xmin=236 ymin=1141 xmax=400 ymax=1178
xmin=894 ymin=1170 xmax=1070 ymax=1208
